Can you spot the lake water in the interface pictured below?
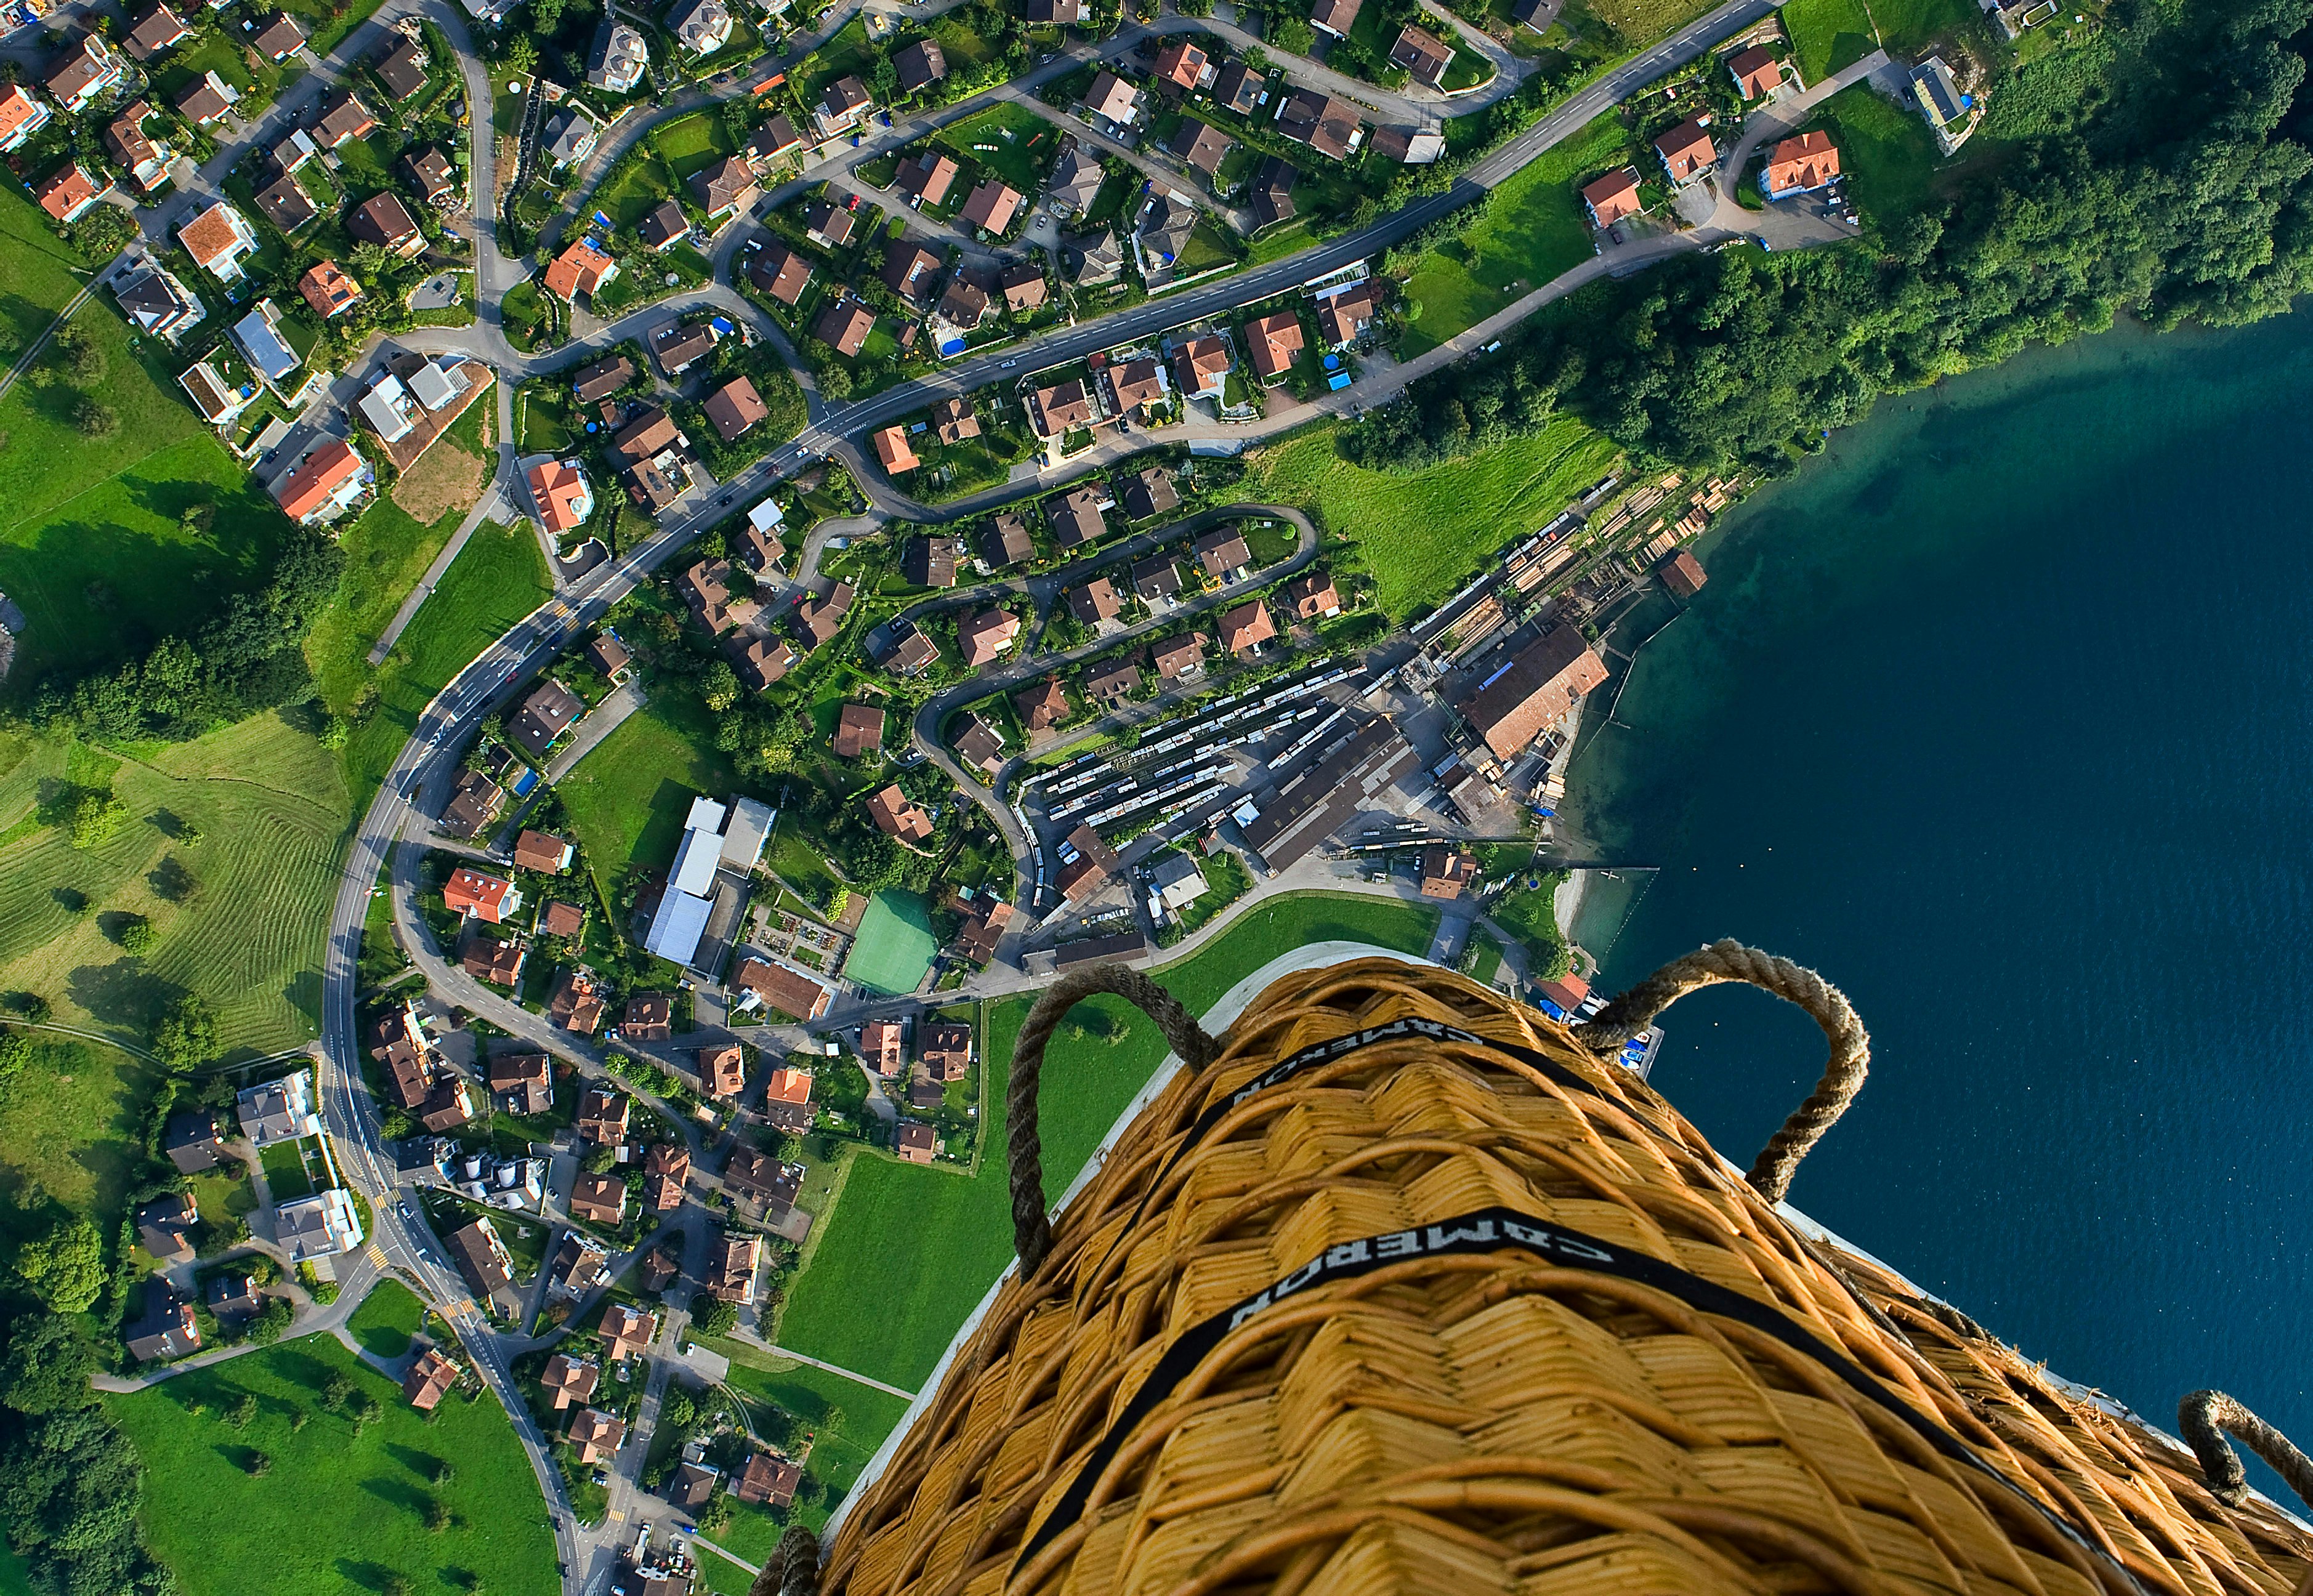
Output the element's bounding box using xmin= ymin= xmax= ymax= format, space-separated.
xmin=1565 ymin=306 xmax=2313 ymax=1462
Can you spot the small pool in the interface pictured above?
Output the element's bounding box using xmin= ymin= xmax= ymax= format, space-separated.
xmin=939 ymin=337 xmax=967 ymax=357
xmin=709 ymin=316 xmax=735 ymax=336
xmin=510 ymin=767 xmax=540 ymax=797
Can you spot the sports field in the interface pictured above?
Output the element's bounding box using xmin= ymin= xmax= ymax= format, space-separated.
xmin=775 ymin=893 xmax=1441 ymax=1388
xmin=108 ymin=1319 xmax=557 ymax=1596
xmin=844 ymin=891 xmax=937 ymax=996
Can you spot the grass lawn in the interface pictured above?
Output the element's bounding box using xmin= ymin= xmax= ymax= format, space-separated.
xmin=653 ymin=110 xmax=739 ymax=182
xmin=0 ymin=191 xmax=293 ymax=690
xmin=593 ymin=151 xmax=680 ymax=232
xmin=1440 ymin=48 xmax=1496 ymax=92
xmin=345 ymin=1278 xmax=426 ymax=1358
xmin=931 ymin=103 xmax=1064 ymax=194
xmin=1236 ymin=416 xmax=1621 ymax=621
xmin=698 ymin=1348 xmax=912 ymax=1538
xmin=108 ymin=1327 xmax=558 ymax=1596
xmin=1586 ymin=0 xmax=1716 ymax=42
xmin=331 ymin=520 xmax=552 ymax=803
xmin=1806 ymin=84 xmax=1942 ymax=226
xmin=522 ymin=384 xmax=576 ymax=453
xmin=556 ymin=691 xmax=741 ymax=908
xmin=764 ymin=813 xmax=842 ymax=905
xmin=1782 ymin=0 xmax=1879 ymax=80
xmin=1867 ymin=0 xmax=1982 ymax=51
xmin=775 ymin=892 xmax=1439 ymax=1388
xmin=799 ymin=15 xmax=876 ymax=103
xmin=1398 ymin=111 xmax=1628 ymax=355
xmin=843 ymin=890 xmax=937 ymax=996
xmin=0 ymin=714 xmax=349 ymax=1056
xmin=0 ymin=1031 xmax=156 ymax=1252
xmin=258 ymin=1139 xmax=313 ymax=1199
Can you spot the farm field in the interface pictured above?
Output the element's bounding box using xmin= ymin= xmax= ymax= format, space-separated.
xmin=1583 ymin=0 xmax=1717 ymax=42
xmin=0 ymin=1030 xmax=158 ymax=1252
xmin=1237 ymin=416 xmax=1621 ymax=621
xmin=0 ymin=713 xmax=350 ymax=1056
xmin=1395 ymin=111 xmax=1628 ymax=356
xmin=108 ymin=1320 xmax=558 ymax=1596
xmin=557 ymin=691 xmax=743 ymax=906
xmin=773 ymin=892 xmax=1440 ymax=1388
xmin=329 ymin=519 xmax=552 ymax=801
xmin=1782 ymin=0 xmax=1879 ymax=80
xmin=0 ymin=190 xmax=289 ymax=690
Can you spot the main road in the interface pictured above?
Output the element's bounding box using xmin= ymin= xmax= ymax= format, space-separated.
xmin=310 ymin=2 xmax=1785 ymax=1592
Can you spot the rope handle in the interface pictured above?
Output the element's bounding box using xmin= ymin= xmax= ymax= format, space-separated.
xmin=2179 ymin=1391 xmax=2313 ymax=1511
xmin=1572 ymin=938 xmax=1870 ymax=1204
xmin=1008 ymin=964 xmax=1224 ymax=1274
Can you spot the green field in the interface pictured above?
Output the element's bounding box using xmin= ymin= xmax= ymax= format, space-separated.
xmin=0 ymin=1031 xmax=157 ymax=1251
xmin=346 ymin=1278 xmax=427 ymax=1358
xmin=697 ymin=1348 xmax=911 ymax=1545
xmin=1807 ymin=84 xmax=1943 ymax=225
xmin=1586 ymin=0 xmax=1716 ymax=42
xmin=108 ymin=1325 xmax=558 ymax=1596
xmin=775 ymin=893 xmax=1439 ymax=1388
xmin=654 ymin=111 xmax=740 ymax=183
xmin=557 ymin=691 xmax=742 ymax=906
xmin=0 ymin=188 xmax=293 ymax=688
xmin=1867 ymin=0 xmax=1981 ymax=51
xmin=931 ymin=103 xmax=1064 ymax=194
xmin=330 ymin=519 xmax=551 ymax=800
xmin=844 ymin=890 xmax=937 ymax=996
xmin=1397 ymin=112 xmax=1629 ymax=356
xmin=1238 ymin=417 xmax=1622 ymax=621
xmin=1781 ymin=0 xmax=1878 ymax=80
xmin=0 ymin=715 xmax=350 ymax=1055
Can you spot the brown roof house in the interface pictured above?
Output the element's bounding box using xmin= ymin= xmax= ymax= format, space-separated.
xmin=833 ymin=702 xmax=886 ymax=759
xmin=1016 ymin=677 xmax=1069 ymax=732
xmin=1420 ymin=846 xmax=1477 ymax=899
xmin=703 ymin=376 xmax=770 ymax=441
xmin=570 ymin=1408 xmax=624 ymax=1465
xmin=349 ymin=192 xmax=426 ymax=257
xmin=690 ymin=155 xmax=758 ymax=219
xmin=1657 ymin=548 xmax=1708 ymax=597
xmin=511 ymin=677 xmax=584 ymax=757
xmin=868 ymin=784 xmax=934 ymax=843
xmin=542 ymin=1353 xmax=600 ymax=1410
xmin=709 ymin=1231 xmax=761 ymax=1302
xmin=552 ymin=969 xmax=607 ymax=1035
xmin=698 ymin=1042 xmax=746 ymax=1098
xmin=1193 ymin=526 xmax=1252 ymax=581
xmin=1453 ymin=626 xmax=1609 ymax=760
xmin=1067 ymin=576 xmax=1120 ymax=626
xmin=646 ymin=1142 xmax=690 ymax=1209
xmin=956 ymin=607 xmax=1020 ymax=667
xmin=1219 ymin=597 xmax=1276 ymax=655
xmin=749 ymin=240 xmax=810 ymax=304
xmin=1582 ymin=168 xmax=1642 ymax=228
xmin=762 ymin=1066 xmax=814 ymax=1134
xmin=514 ymin=829 xmax=575 ymax=872
xmin=1316 ymin=282 xmax=1382 ymax=347
xmin=930 ymin=395 xmax=979 ymax=444
xmin=569 ymin=1172 xmax=628 ymax=1225
xmin=953 ymin=713 xmax=1005 ymax=778
xmin=1725 ymin=44 xmax=1785 ymax=99
xmin=1654 ymin=116 xmax=1716 ymax=183
xmin=1309 ymin=0 xmax=1360 ymax=36
xmin=1283 ymin=570 xmax=1342 ymax=619
xmin=897 ymin=1122 xmax=937 ymax=1163
xmin=958 ymin=179 xmax=1023 ymax=235
xmin=1245 ymin=312 xmax=1304 ymax=381
xmin=489 ymin=1052 xmax=553 ymax=1114
xmin=982 ymin=512 xmax=1034 ymax=568
xmin=1389 ymin=24 xmax=1455 ymax=86
xmin=622 ymin=993 xmax=674 ymax=1041
xmin=403 ymin=1347 xmax=460 ymax=1409
xmin=1030 ymin=379 xmax=1098 ymax=437
xmin=735 ymin=1451 xmax=802 ymax=1508
xmin=817 ymin=298 xmax=875 ymax=357
xmin=1171 ymin=335 xmax=1231 ymax=400
xmin=1046 ymin=483 xmax=1106 ymax=548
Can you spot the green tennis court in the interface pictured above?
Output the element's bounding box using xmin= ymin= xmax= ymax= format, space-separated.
xmin=845 ymin=890 xmax=939 ymax=996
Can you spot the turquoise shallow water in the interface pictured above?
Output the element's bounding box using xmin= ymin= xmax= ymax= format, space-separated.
xmin=1566 ymin=307 xmax=2313 ymax=1457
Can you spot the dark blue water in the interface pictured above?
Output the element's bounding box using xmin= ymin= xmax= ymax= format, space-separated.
xmin=1567 ymin=307 xmax=2313 ymax=1457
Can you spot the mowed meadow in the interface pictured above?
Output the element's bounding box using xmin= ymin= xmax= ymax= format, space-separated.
xmin=0 ymin=715 xmax=350 ymax=1055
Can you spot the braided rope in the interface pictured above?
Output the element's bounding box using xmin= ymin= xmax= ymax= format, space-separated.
xmin=749 ymin=1522 xmax=820 ymax=1596
xmin=1007 ymin=962 xmax=1224 ymax=1273
xmin=2179 ymin=1390 xmax=2313 ymax=1511
xmin=1572 ymin=938 xmax=1870 ymax=1203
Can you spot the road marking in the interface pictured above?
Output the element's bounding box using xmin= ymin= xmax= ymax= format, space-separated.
xmin=368 ymin=1244 xmax=387 ymax=1265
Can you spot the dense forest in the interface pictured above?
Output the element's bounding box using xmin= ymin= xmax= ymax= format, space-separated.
xmin=1344 ymin=0 xmax=2313 ymax=475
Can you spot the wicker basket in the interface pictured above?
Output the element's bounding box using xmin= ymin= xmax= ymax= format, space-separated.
xmin=813 ymin=956 xmax=2313 ymax=1596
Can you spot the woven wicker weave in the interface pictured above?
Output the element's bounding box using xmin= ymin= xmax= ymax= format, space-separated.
xmin=818 ymin=957 xmax=2313 ymax=1596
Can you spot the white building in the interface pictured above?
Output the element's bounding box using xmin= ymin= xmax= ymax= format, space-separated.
xmin=237 ymin=1069 xmax=323 ymax=1146
xmin=409 ymin=357 xmax=468 ymax=413
xmin=275 ymin=1187 xmax=365 ymax=1260
xmin=644 ymin=795 xmax=726 ymax=966
xmin=358 ymin=372 xmax=418 ymax=443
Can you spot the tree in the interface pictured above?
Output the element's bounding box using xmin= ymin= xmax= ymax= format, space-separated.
xmin=324 ymin=1373 xmax=355 ymax=1410
xmin=0 ymin=1315 xmax=96 ymax=1414
xmin=0 ymin=1028 xmax=29 ymax=1092
xmin=14 ymin=1216 xmax=103 ymax=1312
xmin=151 ymin=994 xmax=219 ymax=1070
xmin=50 ymin=322 xmax=102 ymax=382
xmin=870 ymin=49 xmax=898 ymax=103
xmin=700 ymin=661 xmax=740 ymax=713
xmin=72 ymin=397 xmax=118 ymax=437
xmin=116 ymin=915 xmax=158 ymax=956
xmin=246 ymin=1449 xmax=271 ymax=1476
xmin=10 ymin=992 xmax=50 ymax=1023
xmin=425 ymin=1496 xmax=453 ymax=1533
xmin=693 ymin=1298 xmax=738 ymax=1336
xmin=228 ymin=1393 xmax=257 ymax=1429
xmin=660 ymin=1388 xmax=696 ymax=1430
xmin=67 ymin=789 xmax=127 ymax=848
xmin=176 ymin=820 xmax=205 ymax=846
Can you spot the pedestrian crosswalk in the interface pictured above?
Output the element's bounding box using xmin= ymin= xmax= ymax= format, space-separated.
xmin=366 ymin=1244 xmax=387 ymax=1267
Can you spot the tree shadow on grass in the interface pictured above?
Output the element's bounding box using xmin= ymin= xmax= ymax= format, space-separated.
xmin=335 ymin=1560 xmax=401 ymax=1593
xmin=361 ymin=1474 xmax=434 ymax=1517
xmin=66 ymin=959 xmax=179 ymax=1031
xmin=269 ymin=1345 xmax=339 ymax=1395
xmin=384 ymin=1441 xmax=443 ymax=1480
